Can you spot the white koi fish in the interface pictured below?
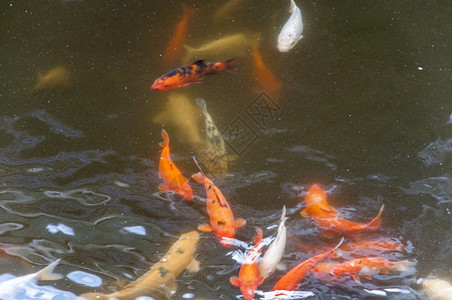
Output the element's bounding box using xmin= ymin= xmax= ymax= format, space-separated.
xmin=0 ymin=259 xmax=63 ymax=297
xmin=277 ymin=0 xmax=303 ymax=52
xmin=259 ymin=206 xmax=287 ymax=279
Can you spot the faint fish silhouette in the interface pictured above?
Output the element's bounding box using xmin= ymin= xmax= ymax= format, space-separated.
xmin=251 ymin=43 xmax=281 ymax=100
xmin=80 ymin=231 xmax=200 ymax=300
xmin=196 ymin=97 xmax=231 ymax=176
xmin=153 ymin=92 xmax=203 ymax=148
xmin=32 ymin=66 xmax=72 ymax=92
xmin=213 ymin=0 xmax=250 ymax=23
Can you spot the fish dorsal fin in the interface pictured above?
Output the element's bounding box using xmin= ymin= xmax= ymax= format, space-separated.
xmin=191 ymin=60 xmax=205 ymax=66
xmin=38 ymin=259 xmax=63 ymax=281
xmin=186 ymin=258 xmax=200 ymax=273
xmin=230 ymin=276 xmax=240 ymax=287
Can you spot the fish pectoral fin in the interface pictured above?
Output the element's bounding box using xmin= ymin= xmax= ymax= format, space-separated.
xmin=186 ymin=258 xmax=200 ymax=273
xmin=39 ymin=259 xmax=63 ymax=281
xmin=300 ymin=209 xmax=309 ymax=218
xmin=352 ymin=276 xmax=361 ymax=284
xmin=226 ymin=153 xmax=239 ymax=162
xmin=230 ymin=276 xmax=240 ymax=287
xmin=167 ymin=279 xmax=178 ymax=294
xmin=234 ymin=218 xmax=246 ymax=229
xmin=198 ymin=224 xmax=213 ymax=232
xmin=321 ymin=231 xmax=336 ymax=239
xmin=364 ymin=275 xmax=372 ymax=280
xmin=158 ymin=184 xmax=171 ymax=191
xmin=258 ymin=276 xmax=265 ymax=285
xmin=276 ymin=262 xmax=287 ymax=271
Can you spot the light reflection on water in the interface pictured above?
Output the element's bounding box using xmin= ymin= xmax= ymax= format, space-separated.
xmin=0 ymin=0 xmax=451 ymax=299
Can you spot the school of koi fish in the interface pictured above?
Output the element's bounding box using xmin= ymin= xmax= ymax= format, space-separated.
xmin=4 ymin=1 xmax=449 ymax=299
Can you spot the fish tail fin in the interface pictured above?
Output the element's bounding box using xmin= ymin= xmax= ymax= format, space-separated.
xmin=331 ymin=237 xmax=344 ymax=252
xmin=392 ymin=260 xmax=416 ymax=272
xmin=159 ymin=129 xmax=170 ymax=148
xmin=38 ymin=259 xmax=63 ymax=281
xmin=191 ymin=172 xmax=205 ymax=184
xmin=289 ymin=0 xmax=296 ymax=13
xmin=253 ymin=228 xmax=263 ymax=244
xmin=222 ymin=56 xmax=238 ymax=73
xmin=365 ymin=204 xmax=385 ymax=231
xmin=196 ymin=98 xmax=208 ymax=116
xmin=281 ymin=205 xmax=287 ymax=221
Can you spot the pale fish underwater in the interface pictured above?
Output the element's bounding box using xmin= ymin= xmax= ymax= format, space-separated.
xmin=80 ymin=231 xmax=200 ymax=300
xmin=182 ymin=32 xmax=260 ymax=64
xmin=277 ymin=0 xmax=303 ymax=52
xmin=32 ymin=66 xmax=72 ymax=92
xmin=196 ymin=97 xmax=231 ymax=176
xmin=153 ymin=92 xmax=203 ymax=148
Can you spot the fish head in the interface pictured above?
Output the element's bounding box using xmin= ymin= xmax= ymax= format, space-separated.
xmin=238 ymin=267 xmax=261 ymax=300
xmin=216 ymin=224 xmax=236 ymax=247
xmin=277 ymin=33 xmax=302 ymax=52
xmin=151 ymin=75 xmax=179 ymax=91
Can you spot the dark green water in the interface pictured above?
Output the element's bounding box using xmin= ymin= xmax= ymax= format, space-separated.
xmin=0 ymin=0 xmax=451 ymax=299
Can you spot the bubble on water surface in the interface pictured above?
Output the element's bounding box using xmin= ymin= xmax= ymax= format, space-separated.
xmin=67 ymin=270 xmax=102 ymax=287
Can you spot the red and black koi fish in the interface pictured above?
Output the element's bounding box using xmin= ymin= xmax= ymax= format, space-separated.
xmin=151 ymin=56 xmax=237 ymax=91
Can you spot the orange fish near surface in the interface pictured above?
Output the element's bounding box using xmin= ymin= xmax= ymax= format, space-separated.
xmin=162 ymin=5 xmax=196 ymax=67
xmin=151 ymin=56 xmax=237 ymax=91
xmin=273 ymin=237 xmax=343 ymax=293
xmin=251 ymin=44 xmax=281 ymax=99
xmin=300 ymin=184 xmax=384 ymax=238
xmin=192 ymin=159 xmax=245 ymax=247
xmin=230 ymin=228 xmax=265 ymax=300
xmin=329 ymin=257 xmax=415 ymax=283
xmin=158 ymin=129 xmax=193 ymax=200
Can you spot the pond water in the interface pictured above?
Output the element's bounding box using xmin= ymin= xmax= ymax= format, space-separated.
xmin=0 ymin=0 xmax=451 ymax=299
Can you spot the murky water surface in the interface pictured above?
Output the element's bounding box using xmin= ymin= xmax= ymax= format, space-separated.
xmin=1 ymin=0 xmax=451 ymax=299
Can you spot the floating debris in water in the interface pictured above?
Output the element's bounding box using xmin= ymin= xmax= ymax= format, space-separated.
xmin=67 ymin=271 xmax=102 ymax=287
xmin=122 ymin=226 xmax=146 ymax=236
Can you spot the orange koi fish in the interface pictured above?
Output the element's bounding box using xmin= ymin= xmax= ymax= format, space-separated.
xmin=273 ymin=237 xmax=344 ymax=292
xmin=300 ymin=184 xmax=384 ymax=238
xmin=151 ymin=56 xmax=237 ymax=91
xmin=230 ymin=228 xmax=265 ymax=300
xmin=162 ymin=5 xmax=196 ymax=67
xmin=310 ymin=262 xmax=340 ymax=283
xmin=192 ymin=158 xmax=245 ymax=247
xmin=329 ymin=257 xmax=415 ymax=283
xmin=251 ymin=44 xmax=281 ymax=99
xmin=158 ymin=129 xmax=193 ymax=200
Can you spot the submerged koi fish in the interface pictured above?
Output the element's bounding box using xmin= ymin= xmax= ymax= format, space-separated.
xmin=301 ymin=184 xmax=384 ymax=238
xmin=158 ymin=129 xmax=193 ymax=200
xmin=273 ymin=237 xmax=344 ymax=292
xmin=277 ymin=0 xmax=303 ymax=52
xmin=162 ymin=4 xmax=196 ymax=66
xmin=32 ymin=66 xmax=71 ymax=92
xmin=151 ymin=56 xmax=237 ymax=91
xmin=192 ymin=158 xmax=245 ymax=247
xmin=230 ymin=228 xmax=265 ymax=300
xmin=259 ymin=206 xmax=287 ymax=280
xmin=310 ymin=262 xmax=340 ymax=283
xmin=329 ymin=257 xmax=415 ymax=283
xmin=81 ymin=231 xmax=200 ymax=300
xmin=251 ymin=44 xmax=281 ymax=99
xmin=196 ymin=97 xmax=230 ymax=176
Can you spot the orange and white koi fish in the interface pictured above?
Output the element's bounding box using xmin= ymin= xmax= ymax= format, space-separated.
xmin=273 ymin=237 xmax=343 ymax=292
xmin=259 ymin=206 xmax=286 ymax=280
xmin=300 ymin=184 xmax=384 ymax=238
xmin=230 ymin=228 xmax=265 ymax=300
xmin=151 ymin=56 xmax=237 ymax=91
xmin=158 ymin=129 xmax=193 ymax=200
xmin=251 ymin=44 xmax=281 ymax=99
xmin=162 ymin=5 xmax=196 ymax=67
xmin=81 ymin=231 xmax=200 ymax=300
xmin=329 ymin=257 xmax=415 ymax=283
xmin=192 ymin=158 xmax=245 ymax=247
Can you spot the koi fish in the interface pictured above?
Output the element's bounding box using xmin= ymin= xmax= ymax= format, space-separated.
xmin=329 ymin=257 xmax=415 ymax=283
xmin=422 ymin=278 xmax=452 ymax=300
xmin=162 ymin=4 xmax=196 ymax=66
xmin=230 ymin=228 xmax=265 ymax=300
xmin=273 ymin=237 xmax=344 ymax=292
xmin=182 ymin=33 xmax=259 ymax=63
xmin=32 ymin=66 xmax=71 ymax=92
xmin=196 ymin=97 xmax=229 ymax=176
xmin=153 ymin=92 xmax=203 ymax=147
xmin=259 ymin=206 xmax=287 ymax=280
xmin=151 ymin=56 xmax=237 ymax=91
xmin=300 ymin=184 xmax=384 ymax=238
xmin=192 ymin=158 xmax=246 ymax=247
xmin=81 ymin=231 xmax=200 ymax=300
xmin=277 ymin=0 xmax=303 ymax=52
xmin=251 ymin=44 xmax=281 ymax=99
xmin=158 ymin=129 xmax=194 ymax=200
